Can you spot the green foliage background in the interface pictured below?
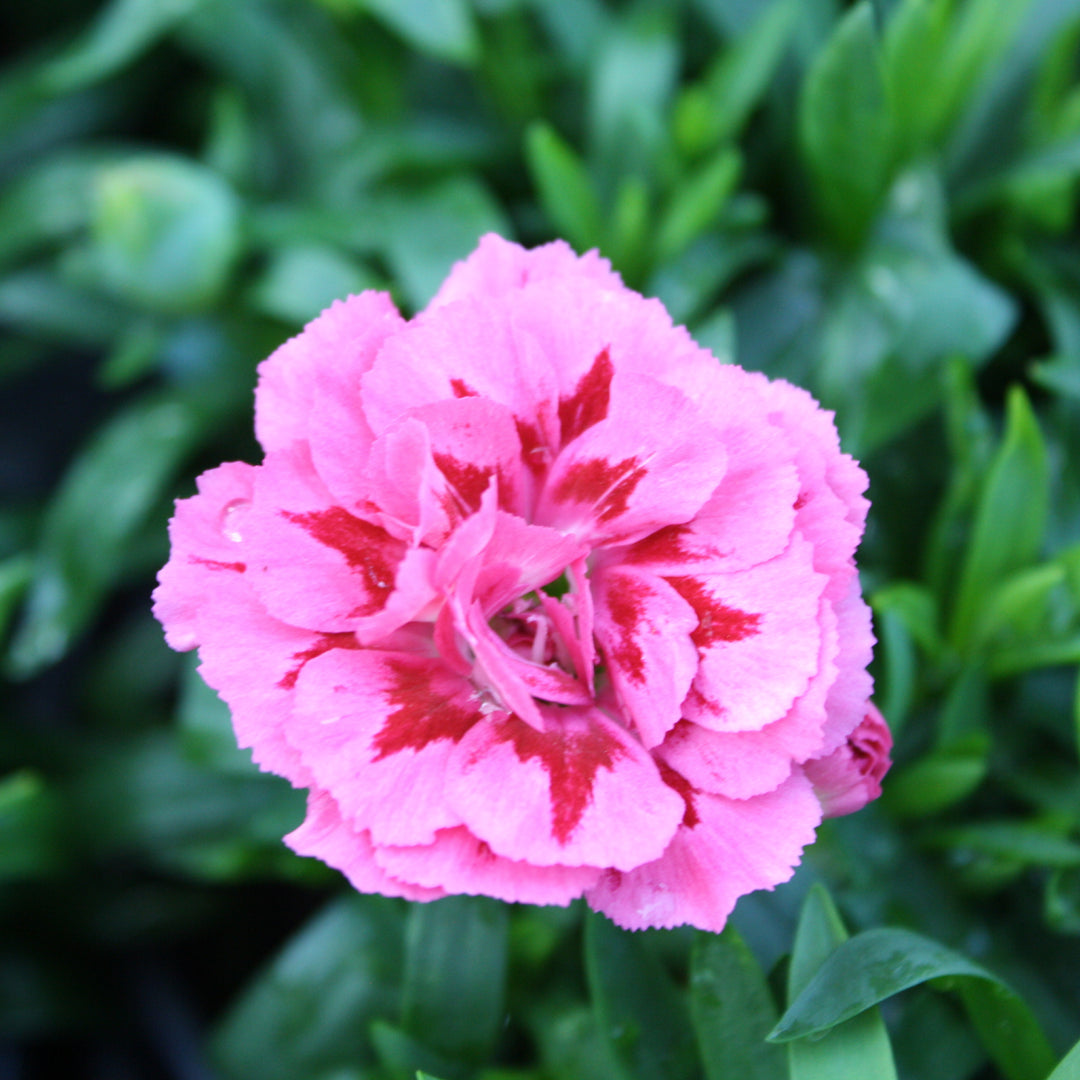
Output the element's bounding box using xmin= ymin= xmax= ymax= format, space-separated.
xmin=3 ymin=0 xmax=1080 ymax=1077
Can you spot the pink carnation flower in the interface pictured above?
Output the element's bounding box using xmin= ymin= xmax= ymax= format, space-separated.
xmin=803 ymin=703 xmax=892 ymax=818
xmin=154 ymin=234 xmax=886 ymax=932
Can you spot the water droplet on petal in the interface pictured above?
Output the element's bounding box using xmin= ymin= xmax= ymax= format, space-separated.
xmin=220 ymin=498 xmax=251 ymax=542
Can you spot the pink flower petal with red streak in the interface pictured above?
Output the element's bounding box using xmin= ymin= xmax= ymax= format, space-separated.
xmin=286 ymin=790 xmax=446 ymax=901
xmin=289 ymin=649 xmax=484 ymax=845
xmin=536 ymin=373 xmax=727 ymax=545
xmin=244 ymin=444 xmax=436 ymax=638
xmin=374 ymin=826 xmax=602 ymax=905
xmin=658 ymin=598 xmax=840 ymax=799
xmin=586 ymin=769 xmax=821 ymax=932
xmin=447 ymin=706 xmax=683 ymax=870
xmin=676 ymin=534 xmax=827 ymax=733
xmin=593 ymin=567 xmax=698 ymax=749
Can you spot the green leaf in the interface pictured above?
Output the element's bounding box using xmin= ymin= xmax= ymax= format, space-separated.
xmin=400 ymin=896 xmax=508 ymax=1064
xmin=41 ymin=0 xmax=208 ymax=93
xmin=1046 ymin=1036 xmax=1080 ymax=1080
xmin=525 ymin=122 xmax=602 ymax=253
xmin=7 ymin=385 xmax=236 ymax=678
xmin=89 ymin=154 xmax=241 ymax=313
xmin=883 ymin=737 xmax=990 ymax=818
xmin=772 ymin=926 xmax=1056 ymax=1080
xmin=675 ymin=0 xmax=799 ymax=155
xmin=925 ymin=821 xmax=1080 ymax=869
xmin=0 ymin=770 xmax=63 ymax=881
xmin=0 ymin=554 xmax=33 ymax=644
xmin=883 ymin=0 xmax=952 ymax=161
xmin=950 ymin=386 xmax=1050 ymax=652
xmin=781 ymin=885 xmax=897 ymax=1080
xmin=690 ymin=927 xmax=785 ymax=1080
xmin=798 ymin=2 xmax=894 ymax=249
xmin=213 ymin=896 xmax=405 ymax=1080
xmin=0 ymin=151 xmax=119 ymax=270
xmin=353 ymin=0 xmax=480 ymax=66
xmin=968 ymin=562 xmax=1067 ymax=653
xmin=249 ymin=245 xmax=383 ymax=327
xmin=817 ymin=168 xmax=1016 ymax=452
xmin=587 ymin=11 xmax=679 ymax=191
xmin=375 ymin=177 xmax=511 ymax=311
xmin=655 ymin=147 xmax=741 ymax=262
xmin=585 ymin=912 xmax=700 ymax=1080
xmin=371 ymin=1022 xmax=461 ymax=1080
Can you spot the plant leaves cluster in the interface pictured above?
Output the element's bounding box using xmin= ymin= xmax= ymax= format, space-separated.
xmin=4 ymin=0 xmax=1080 ymax=1077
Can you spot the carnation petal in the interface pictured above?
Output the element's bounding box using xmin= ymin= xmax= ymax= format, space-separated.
xmin=286 ymin=789 xmax=446 ymax=901
xmin=585 ymin=769 xmax=821 ymax=932
xmin=255 ymin=291 xmax=403 ymax=455
xmin=536 ymin=373 xmax=727 ymax=545
xmin=426 ymin=233 xmax=624 ymax=310
xmin=373 ymin=826 xmax=602 ymax=905
xmin=245 ymin=444 xmax=436 ymax=637
xmin=447 ymin=707 xmax=684 ymax=870
xmin=677 ymin=534 xmax=827 ymax=733
xmin=289 ymin=649 xmax=485 ymax=846
xmin=593 ymin=567 xmax=698 ymax=749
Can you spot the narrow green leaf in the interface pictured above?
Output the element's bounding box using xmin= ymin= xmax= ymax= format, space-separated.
xmin=1045 ymin=1036 xmax=1080 ymax=1080
xmin=585 ymin=912 xmax=700 ymax=1080
xmin=656 ymin=147 xmax=741 ymax=262
xmin=0 ymin=554 xmax=33 ymax=643
xmin=587 ymin=12 xmax=679 ymax=190
xmin=884 ymin=739 xmax=989 ymax=819
xmin=249 ymin=245 xmax=383 ymax=327
xmin=354 ymin=0 xmax=479 ymax=66
xmin=213 ymin=896 xmax=405 ymax=1080
xmin=676 ymin=0 xmax=798 ymax=154
xmin=883 ymin=0 xmax=951 ymax=161
xmin=690 ymin=927 xmax=785 ymax=1080
xmin=376 ymin=177 xmax=511 ymax=311
xmin=798 ymin=2 xmax=894 ymax=248
xmin=7 ymin=384 xmax=237 ymax=678
xmin=525 ymin=123 xmax=602 ymax=253
xmin=950 ymin=386 xmax=1050 ymax=652
xmin=925 ymin=821 xmax=1080 ymax=870
xmin=371 ymin=1021 xmax=460 ymax=1080
xmin=42 ymin=0 xmax=208 ymax=93
xmin=401 ymin=896 xmax=508 ymax=1064
xmin=773 ymin=927 xmax=1056 ymax=1080
xmin=783 ymin=885 xmax=898 ymax=1080
xmin=0 ymin=770 xmax=63 ymax=881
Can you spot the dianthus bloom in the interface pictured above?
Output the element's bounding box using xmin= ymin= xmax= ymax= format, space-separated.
xmin=154 ymin=234 xmax=886 ymax=931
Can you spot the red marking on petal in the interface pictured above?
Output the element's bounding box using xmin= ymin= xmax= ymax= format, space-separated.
xmin=625 ymin=524 xmax=694 ymax=566
xmin=189 ymin=556 xmax=246 ymax=573
xmin=794 ymin=491 xmax=808 ymax=511
xmin=603 ymin=577 xmax=649 ymax=684
xmin=450 ymin=378 xmax=478 ymax=398
xmin=559 ymin=347 xmax=613 ymax=445
xmin=282 ymin=507 xmax=402 ymax=616
xmin=496 ymin=713 xmax=626 ymax=844
xmin=432 ymin=452 xmax=493 ymax=513
xmin=515 ymin=418 xmax=548 ymax=479
xmin=657 ymin=760 xmax=700 ymax=829
xmin=665 ymin=576 xmax=761 ymax=648
xmin=278 ymin=632 xmax=361 ymax=691
xmin=552 ymin=456 xmax=647 ymax=523
xmin=372 ymin=659 xmax=481 ymax=760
